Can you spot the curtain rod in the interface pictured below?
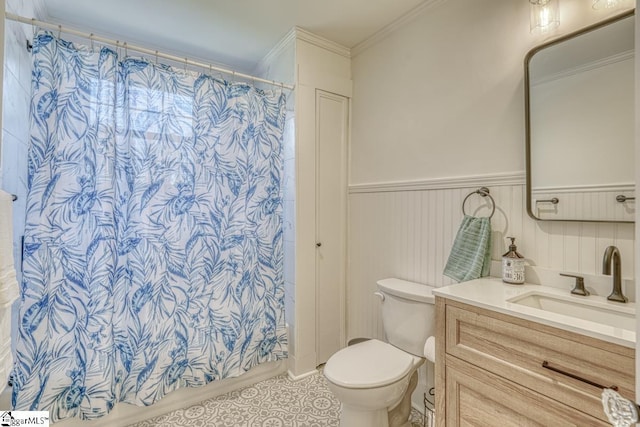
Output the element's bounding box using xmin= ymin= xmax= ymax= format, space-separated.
xmin=5 ymin=12 xmax=295 ymax=91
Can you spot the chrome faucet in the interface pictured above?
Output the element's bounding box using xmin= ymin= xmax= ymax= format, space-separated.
xmin=602 ymin=246 xmax=628 ymax=303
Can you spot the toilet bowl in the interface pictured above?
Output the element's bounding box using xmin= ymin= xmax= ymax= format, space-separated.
xmin=324 ymin=278 xmax=435 ymax=427
xmin=324 ymin=339 xmax=424 ymax=427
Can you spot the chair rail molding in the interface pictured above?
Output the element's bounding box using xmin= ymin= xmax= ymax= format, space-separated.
xmin=348 ymin=171 xmax=526 ymax=194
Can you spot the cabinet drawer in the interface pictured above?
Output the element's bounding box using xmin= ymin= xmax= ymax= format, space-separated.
xmin=445 ymin=302 xmax=634 ymax=422
xmin=445 ymin=355 xmax=608 ymax=426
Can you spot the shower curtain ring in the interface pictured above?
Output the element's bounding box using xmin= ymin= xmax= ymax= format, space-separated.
xmin=123 ymin=42 xmax=128 ymax=57
xmin=155 ymin=50 xmax=159 ymax=64
xmin=184 ymin=57 xmax=188 ymax=72
xmin=89 ymin=33 xmax=94 ymax=50
xmin=57 ymin=24 xmax=62 ymax=39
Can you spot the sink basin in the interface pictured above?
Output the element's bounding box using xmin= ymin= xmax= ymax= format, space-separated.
xmin=507 ymin=291 xmax=635 ymax=331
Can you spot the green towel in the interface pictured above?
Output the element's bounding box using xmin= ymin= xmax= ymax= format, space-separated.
xmin=443 ymin=215 xmax=492 ymax=283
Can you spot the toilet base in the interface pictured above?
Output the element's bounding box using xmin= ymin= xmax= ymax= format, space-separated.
xmin=388 ymin=370 xmax=419 ymax=427
xmin=337 ymin=370 xmax=419 ymax=427
xmin=339 ymin=406 xmax=390 ymax=427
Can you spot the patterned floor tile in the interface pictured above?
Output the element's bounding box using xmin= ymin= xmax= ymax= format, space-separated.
xmin=129 ymin=370 xmax=428 ymax=427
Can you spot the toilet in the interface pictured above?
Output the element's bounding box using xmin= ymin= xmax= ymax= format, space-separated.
xmin=324 ymin=278 xmax=435 ymax=427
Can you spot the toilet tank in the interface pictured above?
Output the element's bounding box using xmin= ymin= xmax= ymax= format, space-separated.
xmin=376 ymin=278 xmax=435 ymax=357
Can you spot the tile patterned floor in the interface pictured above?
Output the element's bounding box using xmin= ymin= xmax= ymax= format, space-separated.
xmin=128 ymin=370 xmax=427 ymax=427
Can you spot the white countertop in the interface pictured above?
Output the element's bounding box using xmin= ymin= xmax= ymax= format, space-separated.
xmin=432 ymin=277 xmax=636 ymax=348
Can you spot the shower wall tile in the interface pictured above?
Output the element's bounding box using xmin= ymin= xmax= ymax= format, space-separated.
xmin=2 ymin=10 xmax=33 ymax=283
xmin=4 ymin=23 xmax=20 ymax=83
xmin=283 ymin=159 xmax=295 ymax=203
xmin=284 ymin=288 xmax=295 ymax=355
xmin=281 ymin=114 xmax=296 ymax=348
xmin=283 ymin=115 xmax=295 ymax=161
xmin=2 ymin=0 xmax=39 ymax=361
xmin=282 ymin=119 xmax=296 ymax=350
xmin=284 ymin=240 xmax=295 ymax=287
xmin=5 ymin=0 xmax=38 ymax=18
xmin=1 ymin=131 xmax=20 ymax=193
xmin=283 ymin=201 xmax=295 ymax=243
xmin=3 ymin=66 xmax=30 ymax=142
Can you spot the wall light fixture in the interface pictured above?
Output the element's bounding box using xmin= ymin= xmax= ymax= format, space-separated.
xmin=529 ymin=0 xmax=560 ymax=34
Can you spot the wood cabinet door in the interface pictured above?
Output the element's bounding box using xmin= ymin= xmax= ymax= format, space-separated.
xmin=445 ymin=356 xmax=607 ymax=427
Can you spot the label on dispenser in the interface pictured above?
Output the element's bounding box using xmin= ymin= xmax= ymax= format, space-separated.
xmin=502 ymin=258 xmax=525 ymax=284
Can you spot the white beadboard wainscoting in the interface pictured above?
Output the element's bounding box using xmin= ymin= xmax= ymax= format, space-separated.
xmin=347 ymin=174 xmax=635 ymax=343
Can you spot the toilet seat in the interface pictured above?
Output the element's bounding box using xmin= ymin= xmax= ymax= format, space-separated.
xmin=324 ymin=339 xmax=417 ymax=389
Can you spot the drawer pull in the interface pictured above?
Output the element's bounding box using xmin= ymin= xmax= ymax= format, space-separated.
xmin=542 ymin=361 xmax=618 ymax=391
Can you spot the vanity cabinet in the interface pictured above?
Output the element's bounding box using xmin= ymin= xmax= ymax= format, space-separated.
xmin=435 ymin=297 xmax=635 ymax=426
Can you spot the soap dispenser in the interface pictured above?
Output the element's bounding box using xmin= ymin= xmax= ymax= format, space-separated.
xmin=502 ymin=237 xmax=525 ymax=284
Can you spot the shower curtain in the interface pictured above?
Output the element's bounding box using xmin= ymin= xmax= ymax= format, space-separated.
xmin=13 ymin=32 xmax=288 ymax=422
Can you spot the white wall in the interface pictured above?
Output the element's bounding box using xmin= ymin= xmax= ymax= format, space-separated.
xmin=348 ymin=0 xmax=636 ymax=304
xmin=350 ymin=0 xmax=631 ymax=185
xmin=349 ymin=0 xmax=635 ymax=409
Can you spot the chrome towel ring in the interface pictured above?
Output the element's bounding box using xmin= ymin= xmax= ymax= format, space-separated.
xmin=462 ymin=187 xmax=495 ymax=219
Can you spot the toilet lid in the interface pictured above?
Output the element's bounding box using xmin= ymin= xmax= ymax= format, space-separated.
xmin=324 ymin=339 xmax=417 ymax=389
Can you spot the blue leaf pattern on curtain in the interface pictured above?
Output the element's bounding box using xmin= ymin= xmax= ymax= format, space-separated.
xmin=13 ymin=32 xmax=288 ymax=422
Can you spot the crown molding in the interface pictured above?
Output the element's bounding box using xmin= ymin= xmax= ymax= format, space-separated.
xmin=253 ymin=27 xmax=297 ymax=76
xmin=253 ymin=26 xmax=350 ymax=80
xmin=294 ymin=27 xmax=351 ymax=58
xmin=349 ymin=171 xmax=525 ymax=194
xmin=351 ymin=0 xmax=449 ymax=58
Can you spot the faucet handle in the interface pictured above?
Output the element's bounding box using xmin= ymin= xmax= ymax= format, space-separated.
xmin=560 ymin=273 xmax=590 ymax=296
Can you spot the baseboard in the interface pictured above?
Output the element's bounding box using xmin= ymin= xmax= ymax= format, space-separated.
xmin=287 ymin=368 xmax=319 ymax=381
xmin=286 ymin=352 xmax=317 ymax=378
xmin=54 ymin=360 xmax=287 ymax=427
